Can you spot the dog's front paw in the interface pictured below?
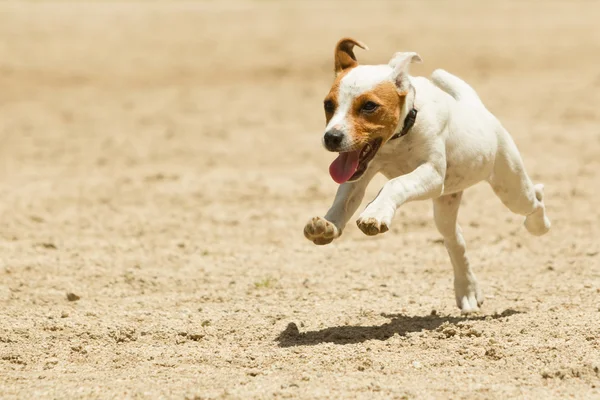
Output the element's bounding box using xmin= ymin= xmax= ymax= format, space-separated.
xmin=356 ymin=216 xmax=390 ymax=236
xmin=356 ymin=202 xmax=395 ymax=236
xmin=304 ymin=217 xmax=340 ymax=245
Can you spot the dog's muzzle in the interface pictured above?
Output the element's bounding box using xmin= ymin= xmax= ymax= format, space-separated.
xmin=323 ymin=129 xmax=345 ymax=151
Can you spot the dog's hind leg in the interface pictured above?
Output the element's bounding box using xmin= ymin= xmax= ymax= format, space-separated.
xmin=433 ymin=191 xmax=483 ymax=314
xmin=488 ymin=131 xmax=551 ymax=236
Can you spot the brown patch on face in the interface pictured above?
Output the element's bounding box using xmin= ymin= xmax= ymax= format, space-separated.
xmin=348 ymin=81 xmax=406 ymax=146
xmin=324 ymin=37 xmax=367 ymax=124
xmin=323 ymin=69 xmax=353 ymax=125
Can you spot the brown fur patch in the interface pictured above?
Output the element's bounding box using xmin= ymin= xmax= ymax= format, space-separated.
xmin=323 ymin=69 xmax=353 ymax=125
xmin=324 ymin=38 xmax=367 ymax=126
xmin=349 ymin=81 xmax=406 ymax=145
xmin=334 ymin=38 xmax=367 ymax=75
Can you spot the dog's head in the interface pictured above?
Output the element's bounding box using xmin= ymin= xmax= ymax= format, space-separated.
xmin=323 ymin=38 xmax=422 ymax=184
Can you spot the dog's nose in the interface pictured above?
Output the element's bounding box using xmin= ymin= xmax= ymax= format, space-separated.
xmin=323 ymin=129 xmax=344 ymax=150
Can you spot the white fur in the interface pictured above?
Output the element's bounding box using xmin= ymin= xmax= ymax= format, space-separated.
xmin=306 ymin=57 xmax=551 ymax=314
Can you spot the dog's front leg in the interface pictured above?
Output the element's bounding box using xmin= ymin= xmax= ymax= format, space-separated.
xmin=357 ymin=162 xmax=445 ymax=235
xmin=304 ymin=169 xmax=376 ymax=245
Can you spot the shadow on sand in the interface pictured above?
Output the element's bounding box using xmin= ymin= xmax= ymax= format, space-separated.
xmin=276 ymin=309 xmax=521 ymax=347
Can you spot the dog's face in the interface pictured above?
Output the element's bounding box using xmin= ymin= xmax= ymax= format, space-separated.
xmin=323 ymin=38 xmax=421 ymax=184
xmin=323 ymin=66 xmax=402 ymax=184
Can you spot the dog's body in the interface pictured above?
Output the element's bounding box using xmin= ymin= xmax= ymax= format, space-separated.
xmin=304 ymin=39 xmax=551 ymax=313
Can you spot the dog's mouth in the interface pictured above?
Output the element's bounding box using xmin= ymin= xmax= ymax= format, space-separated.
xmin=329 ymin=138 xmax=382 ymax=184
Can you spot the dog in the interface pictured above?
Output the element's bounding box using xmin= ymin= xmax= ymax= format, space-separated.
xmin=303 ymin=38 xmax=551 ymax=313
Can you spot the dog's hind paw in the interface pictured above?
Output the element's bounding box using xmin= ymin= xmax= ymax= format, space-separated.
xmin=304 ymin=216 xmax=340 ymax=245
xmin=524 ymin=184 xmax=551 ymax=236
xmin=524 ymin=209 xmax=551 ymax=236
xmin=455 ymin=278 xmax=483 ymax=314
xmin=525 ymin=183 xmax=552 ymax=236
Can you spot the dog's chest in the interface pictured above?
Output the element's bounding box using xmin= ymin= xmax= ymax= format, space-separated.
xmin=371 ymin=140 xmax=423 ymax=179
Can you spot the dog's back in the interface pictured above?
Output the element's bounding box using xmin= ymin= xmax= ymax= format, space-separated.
xmin=431 ymin=69 xmax=484 ymax=107
xmin=429 ymin=68 xmax=505 ymax=139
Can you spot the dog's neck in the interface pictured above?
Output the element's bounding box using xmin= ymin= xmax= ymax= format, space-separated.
xmin=389 ymin=83 xmax=418 ymax=141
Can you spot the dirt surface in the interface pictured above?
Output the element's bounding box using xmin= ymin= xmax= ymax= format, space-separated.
xmin=1 ymin=1 xmax=599 ymax=399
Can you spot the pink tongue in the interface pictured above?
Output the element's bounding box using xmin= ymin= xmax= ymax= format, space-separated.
xmin=329 ymin=150 xmax=360 ymax=184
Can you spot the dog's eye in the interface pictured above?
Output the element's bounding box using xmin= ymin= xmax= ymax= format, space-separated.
xmin=362 ymin=101 xmax=379 ymax=113
xmin=324 ymin=100 xmax=335 ymax=113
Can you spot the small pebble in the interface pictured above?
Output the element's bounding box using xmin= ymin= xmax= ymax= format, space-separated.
xmin=66 ymin=292 xmax=80 ymax=302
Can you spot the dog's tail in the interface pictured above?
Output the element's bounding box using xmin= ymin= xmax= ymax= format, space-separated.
xmin=431 ymin=69 xmax=483 ymax=106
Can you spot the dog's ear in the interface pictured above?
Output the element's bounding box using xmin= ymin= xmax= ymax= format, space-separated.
xmin=389 ymin=52 xmax=422 ymax=93
xmin=334 ymin=38 xmax=368 ymax=75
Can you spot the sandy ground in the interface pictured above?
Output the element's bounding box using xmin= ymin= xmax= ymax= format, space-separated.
xmin=0 ymin=1 xmax=599 ymax=399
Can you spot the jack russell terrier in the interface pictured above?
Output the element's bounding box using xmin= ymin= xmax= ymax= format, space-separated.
xmin=304 ymin=38 xmax=551 ymax=313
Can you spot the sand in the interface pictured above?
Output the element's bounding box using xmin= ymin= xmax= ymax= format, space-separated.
xmin=0 ymin=1 xmax=599 ymax=399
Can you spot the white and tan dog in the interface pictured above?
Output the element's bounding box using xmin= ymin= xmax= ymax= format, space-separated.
xmin=304 ymin=38 xmax=551 ymax=313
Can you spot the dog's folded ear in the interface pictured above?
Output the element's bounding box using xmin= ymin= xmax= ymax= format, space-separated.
xmin=334 ymin=38 xmax=368 ymax=75
xmin=389 ymin=52 xmax=422 ymax=92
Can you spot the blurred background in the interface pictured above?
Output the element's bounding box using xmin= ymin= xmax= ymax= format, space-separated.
xmin=1 ymin=1 xmax=599 ymax=398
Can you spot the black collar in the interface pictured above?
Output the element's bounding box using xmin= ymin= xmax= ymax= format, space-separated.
xmin=390 ymin=87 xmax=418 ymax=141
xmin=389 ymin=107 xmax=418 ymax=141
